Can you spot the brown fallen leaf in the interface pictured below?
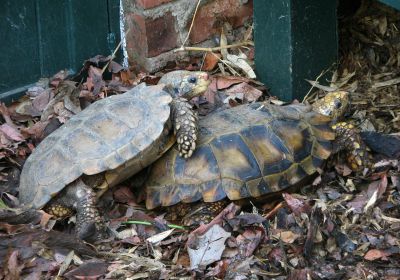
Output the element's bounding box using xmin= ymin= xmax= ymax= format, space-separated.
xmin=272 ymin=230 xmax=300 ymax=244
xmin=236 ymin=228 xmax=264 ymax=257
xmin=282 ymin=193 xmax=312 ymax=216
xmin=364 ymin=249 xmax=391 ymax=261
xmin=32 ymin=89 xmax=53 ymax=112
xmin=0 ymin=103 xmax=18 ymax=127
xmin=64 ymin=260 xmax=109 ymax=279
xmin=20 ymin=121 xmax=49 ymax=141
xmin=347 ymin=175 xmax=388 ymax=213
xmin=224 ymin=82 xmax=263 ymax=103
xmin=40 ymin=81 xmax=79 ymax=121
xmin=215 ymin=75 xmax=250 ymax=90
xmin=113 ymin=186 xmax=138 ymax=206
xmin=202 ymin=52 xmax=221 ymax=71
xmin=3 ymin=249 xmax=22 ymax=280
xmin=88 ymin=66 xmax=105 ymax=96
xmin=287 ymin=268 xmax=313 ymax=280
xmin=0 ymin=124 xmax=24 ymax=142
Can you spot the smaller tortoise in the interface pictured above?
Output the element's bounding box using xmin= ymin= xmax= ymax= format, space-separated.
xmin=144 ymin=91 xmax=372 ymax=224
xmin=19 ymin=70 xmax=210 ymax=240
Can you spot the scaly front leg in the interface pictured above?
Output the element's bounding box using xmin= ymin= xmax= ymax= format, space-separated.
xmin=332 ymin=122 xmax=373 ymax=172
xmin=172 ymin=98 xmax=198 ymax=158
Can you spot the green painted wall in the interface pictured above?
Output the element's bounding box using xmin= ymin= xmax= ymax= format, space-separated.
xmin=254 ymin=0 xmax=338 ymax=101
xmin=0 ymin=0 xmax=120 ymax=103
xmin=380 ymin=0 xmax=400 ymax=10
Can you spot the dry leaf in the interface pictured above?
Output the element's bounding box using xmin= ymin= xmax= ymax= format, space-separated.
xmin=146 ymin=229 xmax=174 ymax=244
xmin=364 ymin=249 xmax=390 ymax=261
xmin=272 ymin=230 xmax=300 ymax=244
xmin=188 ymin=224 xmax=231 ymax=269
xmin=202 ymin=52 xmax=221 ymax=71
xmin=224 ymin=82 xmax=263 ymax=103
xmin=226 ymin=53 xmax=256 ymax=79
xmin=0 ymin=124 xmax=24 ymax=142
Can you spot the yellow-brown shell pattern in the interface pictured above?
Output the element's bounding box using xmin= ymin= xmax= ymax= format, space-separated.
xmin=145 ymin=103 xmax=335 ymax=209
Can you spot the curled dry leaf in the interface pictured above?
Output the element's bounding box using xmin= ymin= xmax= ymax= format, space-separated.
xmin=236 ymin=228 xmax=264 ymax=257
xmin=88 ymin=66 xmax=105 ymax=95
xmin=224 ymin=82 xmax=263 ymax=103
xmin=272 ymin=230 xmax=300 ymax=244
xmin=364 ymin=249 xmax=391 ymax=261
xmin=187 ymin=224 xmax=231 ymax=269
xmin=146 ymin=229 xmax=174 ymax=244
xmin=202 ymin=52 xmax=221 ymax=71
xmin=347 ymin=175 xmax=388 ymax=213
xmin=64 ymin=260 xmax=109 ymax=279
xmin=0 ymin=124 xmax=24 ymax=142
xmin=282 ymin=193 xmax=312 ymax=215
xmin=226 ymin=53 xmax=256 ymax=79
xmin=20 ymin=121 xmax=49 ymax=141
xmin=4 ymin=249 xmax=22 ymax=280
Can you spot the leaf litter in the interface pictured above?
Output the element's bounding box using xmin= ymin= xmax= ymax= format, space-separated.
xmin=0 ymin=1 xmax=400 ymax=279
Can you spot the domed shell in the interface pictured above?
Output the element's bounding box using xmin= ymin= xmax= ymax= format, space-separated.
xmin=20 ymin=84 xmax=173 ymax=209
xmin=145 ymin=103 xmax=335 ymax=209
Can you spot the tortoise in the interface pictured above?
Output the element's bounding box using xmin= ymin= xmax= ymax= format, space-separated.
xmin=143 ymin=91 xmax=372 ymax=224
xmin=18 ymin=70 xmax=210 ymax=240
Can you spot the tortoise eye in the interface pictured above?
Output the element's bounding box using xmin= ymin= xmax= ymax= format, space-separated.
xmin=334 ymin=100 xmax=342 ymax=108
xmin=188 ymin=77 xmax=197 ymax=84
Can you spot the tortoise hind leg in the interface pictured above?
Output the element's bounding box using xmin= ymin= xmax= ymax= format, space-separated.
xmin=332 ymin=122 xmax=373 ymax=172
xmin=166 ymin=201 xmax=229 ymax=227
xmin=171 ymin=98 xmax=198 ymax=158
xmin=45 ymin=179 xmax=106 ymax=241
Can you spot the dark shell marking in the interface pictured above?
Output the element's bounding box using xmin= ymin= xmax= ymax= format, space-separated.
xmin=20 ymin=84 xmax=173 ymax=209
xmin=145 ymin=103 xmax=335 ymax=209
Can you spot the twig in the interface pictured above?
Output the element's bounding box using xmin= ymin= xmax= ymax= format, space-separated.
xmin=100 ymin=26 xmax=131 ymax=75
xmin=302 ymin=69 xmax=329 ymax=103
xmin=182 ymin=0 xmax=203 ymax=47
xmin=263 ymin=201 xmax=285 ymax=219
xmin=123 ymin=220 xmax=186 ymax=230
xmin=210 ymin=52 xmax=240 ymax=76
xmin=175 ymin=41 xmax=254 ymax=53
xmin=101 ymin=40 xmax=123 ymax=75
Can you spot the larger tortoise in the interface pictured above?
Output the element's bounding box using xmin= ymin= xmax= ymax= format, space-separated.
xmin=19 ymin=70 xmax=210 ymax=240
xmin=144 ymin=91 xmax=372 ymax=223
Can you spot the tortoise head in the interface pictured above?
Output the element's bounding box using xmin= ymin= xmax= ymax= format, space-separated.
xmin=158 ymin=70 xmax=210 ymax=100
xmin=312 ymin=91 xmax=350 ymax=120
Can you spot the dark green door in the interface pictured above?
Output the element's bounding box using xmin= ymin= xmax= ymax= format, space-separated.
xmin=0 ymin=0 xmax=120 ymax=103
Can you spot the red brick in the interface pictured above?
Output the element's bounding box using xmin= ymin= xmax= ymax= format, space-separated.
xmin=146 ymin=12 xmax=178 ymax=57
xmin=136 ymin=0 xmax=174 ymax=9
xmin=125 ymin=13 xmax=148 ymax=60
xmin=124 ymin=12 xmax=178 ymax=59
xmin=189 ymin=0 xmax=253 ymax=44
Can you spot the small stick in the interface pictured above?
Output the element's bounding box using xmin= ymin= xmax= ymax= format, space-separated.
xmin=302 ymin=65 xmax=334 ymax=103
xmin=175 ymin=41 xmax=254 ymax=53
xmin=210 ymin=52 xmax=240 ymax=76
xmin=101 ymin=27 xmax=131 ymax=75
xmin=182 ymin=0 xmax=203 ymax=47
xmin=123 ymin=220 xmax=186 ymax=230
xmin=101 ymin=40 xmax=123 ymax=75
xmin=263 ymin=201 xmax=285 ymax=219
